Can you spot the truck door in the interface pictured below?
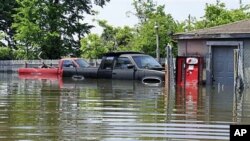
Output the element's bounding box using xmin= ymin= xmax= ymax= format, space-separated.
xmin=97 ymin=56 xmax=114 ymax=79
xmin=112 ymin=57 xmax=135 ymax=80
xmin=62 ymin=60 xmax=78 ymax=77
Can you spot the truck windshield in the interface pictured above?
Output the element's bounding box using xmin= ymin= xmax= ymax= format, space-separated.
xmin=75 ymin=59 xmax=90 ymax=68
xmin=132 ymin=55 xmax=162 ymax=69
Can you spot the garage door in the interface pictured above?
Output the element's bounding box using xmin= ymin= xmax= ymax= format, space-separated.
xmin=212 ymin=46 xmax=237 ymax=87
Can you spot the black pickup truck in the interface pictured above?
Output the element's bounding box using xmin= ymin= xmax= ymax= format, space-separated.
xmin=62 ymin=52 xmax=165 ymax=85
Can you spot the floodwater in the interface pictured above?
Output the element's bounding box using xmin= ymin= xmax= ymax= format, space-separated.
xmin=0 ymin=73 xmax=250 ymax=141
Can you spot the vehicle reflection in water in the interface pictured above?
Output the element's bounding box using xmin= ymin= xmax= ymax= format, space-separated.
xmin=0 ymin=73 xmax=250 ymax=140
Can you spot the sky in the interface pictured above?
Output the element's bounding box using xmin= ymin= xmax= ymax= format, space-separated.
xmin=88 ymin=0 xmax=250 ymax=34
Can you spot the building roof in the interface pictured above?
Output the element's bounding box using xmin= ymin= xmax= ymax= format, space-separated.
xmin=174 ymin=19 xmax=250 ymax=39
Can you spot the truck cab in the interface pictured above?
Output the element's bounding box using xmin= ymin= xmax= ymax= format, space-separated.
xmin=97 ymin=52 xmax=165 ymax=85
xmin=58 ymin=58 xmax=90 ymax=69
xmin=58 ymin=58 xmax=90 ymax=77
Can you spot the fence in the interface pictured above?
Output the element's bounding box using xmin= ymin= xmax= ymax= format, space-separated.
xmin=0 ymin=59 xmax=102 ymax=73
xmin=0 ymin=60 xmax=57 ymax=72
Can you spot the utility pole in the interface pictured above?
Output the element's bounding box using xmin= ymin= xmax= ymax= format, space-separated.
xmin=188 ymin=14 xmax=191 ymax=31
xmin=154 ymin=22 xmax=160 ymax=62
xmin=165 ymin=45 xmax=169 ymax=92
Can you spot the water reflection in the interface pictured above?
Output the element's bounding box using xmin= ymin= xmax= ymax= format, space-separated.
xmin=0 ymin=73 xmax=250 ymax=140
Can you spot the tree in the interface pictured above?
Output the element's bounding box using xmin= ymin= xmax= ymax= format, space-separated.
xmin=115 ymin=26 xmax=135 ymax=51
xmin=80 ymin=34 xmax=107 ymax=59
xmin=0 ymin=31 xmax=11 ymax=60
xmin=175 ymin=2 xmax=250 ymax=33
xmin=175 ymin=14 xmax=198 ymax=32
xmin=131 ymin=0 xmax=156 ymax=24
xmin=98 ymin=20 xmax=135 ymax=52
xmin=0 ymin=47 xmax=12 ymax=60
xmin=130 ymin=3 xmax=177 ymax=57
xmin=0 ymin=0 xmax=18 ymax=49
xmin=195 ymin=2 xmax=250 ymax=29
xmin=13 ymin=0 xmax=110 ymax=59
xmin=98 ymin=20 xmax=118 ymax=52
xmin=80 ymin=20 xmax=135 ymax=59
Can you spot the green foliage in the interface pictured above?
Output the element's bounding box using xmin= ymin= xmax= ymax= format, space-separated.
xmin=2 ymin=0 xmax=249 ymax=60
xmin=115 ymin=26 xmax=135 ymax=51
xmin=98 ymin=20 xmax=135 ymax=51
xmin=80 ymin=1 xmax=250 ymax=59
xmin=174 ymin=2 xmax=250 ymax=33
xmin=12 ymin=0 xmax=110 ymax=59
xmin=0 ymin=47 xmax=11 ymax=60
xmin=98 ymin=20 xmax=118 ymax=51
xmin=12 ymin=48 xmax=27 ymax=60
xmin=195 ymin=2 xmax=250 ymax=29
xmin=0 ymin=32 xmax=12 ymax=60
xmin=0 ymin=0 xmax=18 ymax=48
xmin=131 ymin=0 xmax=156 ymax=23
xmin=80 ymin=34 xmax=107 ymax=59
xmin=0 ymin=31 xmax=4 ymax=40
xmin=80 ymin=0 xmax=178 ymax=58
xmin=130 ymin=3 xmax=177 ymax=57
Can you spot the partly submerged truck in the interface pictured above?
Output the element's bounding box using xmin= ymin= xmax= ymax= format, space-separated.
xmin=18 ymin=58 xmax=90 ymax=76
xmin=18 ymin=52 xmax=165 ymax=85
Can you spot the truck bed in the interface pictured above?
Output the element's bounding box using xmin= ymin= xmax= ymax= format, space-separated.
xmin=18 ymin=67 xmax=60 ymax=75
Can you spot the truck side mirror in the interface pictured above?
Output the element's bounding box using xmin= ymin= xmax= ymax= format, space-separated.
xmin=161 ymin=63 xmax=165 ymax=68
xmin=127 ymin=64 xmax=134 ymax=69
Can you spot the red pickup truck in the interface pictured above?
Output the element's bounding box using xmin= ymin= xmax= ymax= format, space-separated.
xmin=18 ymin=58 xmax=90 ymax=77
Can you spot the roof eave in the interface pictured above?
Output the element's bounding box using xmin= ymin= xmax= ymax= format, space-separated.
xmin=174 ymin=33 xmax=250 ymax=40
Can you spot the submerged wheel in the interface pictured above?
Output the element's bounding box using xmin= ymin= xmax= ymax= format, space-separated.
xmin=72 ymin=75 xmax=84 ymax=81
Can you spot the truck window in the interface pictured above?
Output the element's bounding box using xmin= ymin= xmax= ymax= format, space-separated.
xmin=114 ymin=57 xmax=132 ymax=69
xmin=63 ymin=60 xmax=74 ymax=68
xmin=132 ymin=55 xmax=161 ymax=69
xmin=75 ymin=59 xmax=89 ymax=68
xmin=101 ymin=57 xmax=114 ymax=69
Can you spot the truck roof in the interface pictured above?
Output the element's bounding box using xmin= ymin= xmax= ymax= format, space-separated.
xmin=60 ymin=58 xmax=81 ymax=60
xmin=103 ymin=51 xmax=144 ymax=57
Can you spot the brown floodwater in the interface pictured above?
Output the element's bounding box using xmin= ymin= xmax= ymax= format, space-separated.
xmin=0 ymin=73 xmax=250 ymax=140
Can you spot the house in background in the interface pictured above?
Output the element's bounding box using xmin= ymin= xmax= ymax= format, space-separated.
xmin=174 ymin=19 xmax=250 ymax=88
